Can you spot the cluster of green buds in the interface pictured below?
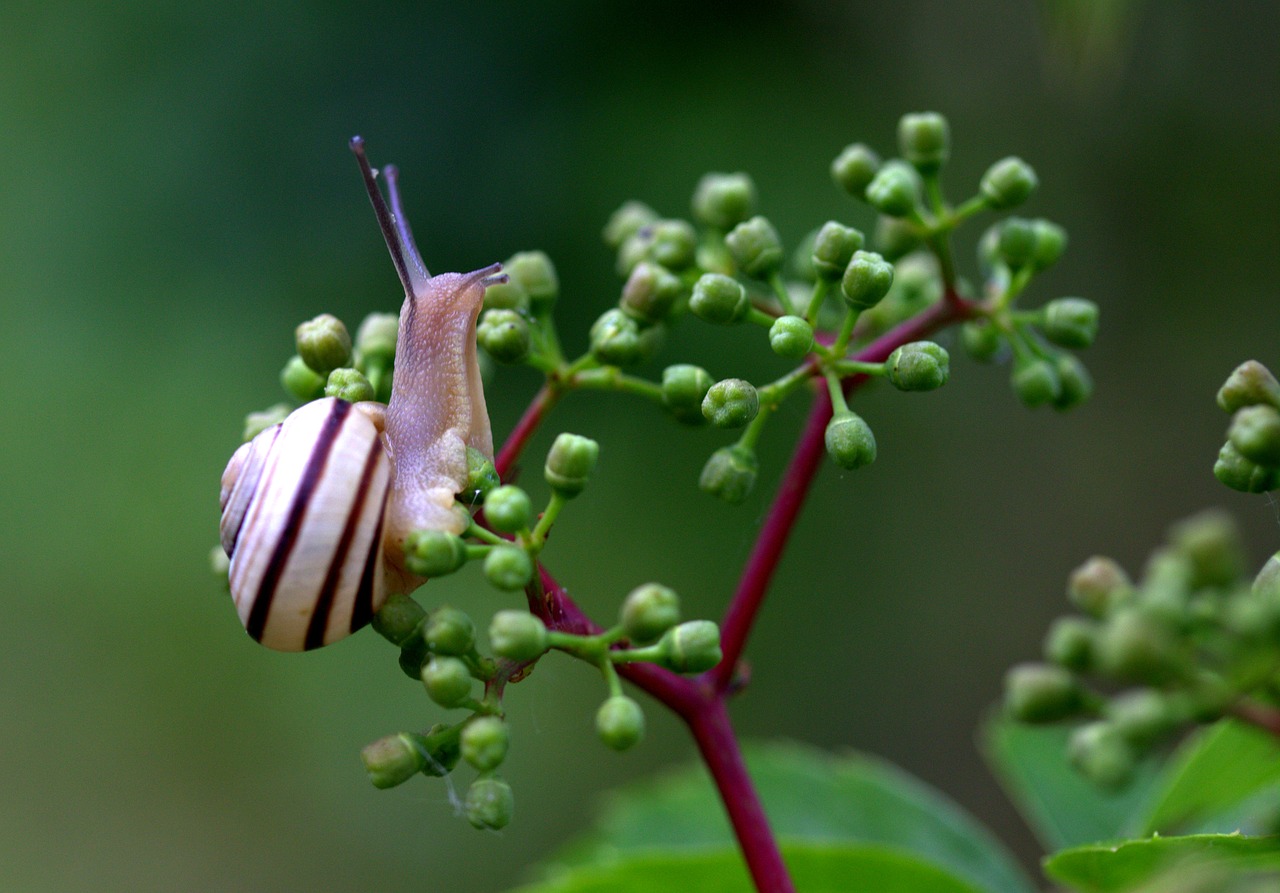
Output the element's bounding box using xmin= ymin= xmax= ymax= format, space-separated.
xmin=236 ymin=310 xmax=399 ymax=442
xmin=362 ymin=579 xmax=721 ymax=826
xmin=1002 ymin=510 xmax=1280 ymax=788
xmin=832 ymin=112 xmax=1094 ymax=411
xmin=363 ymin=595 xmax=517 ymax=828
xmin=1214 ymin=360 xmax=1280 ymax=493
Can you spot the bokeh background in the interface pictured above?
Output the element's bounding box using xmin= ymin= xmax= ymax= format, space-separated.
xmin=3 ymin=1 xmax=1278 ymax=890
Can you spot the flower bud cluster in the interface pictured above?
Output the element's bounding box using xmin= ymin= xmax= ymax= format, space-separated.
xmin=1214 ymin=360 xmax=1280 ymax=493
xmin=1002 ymin=509 xmax=1277 ymax=789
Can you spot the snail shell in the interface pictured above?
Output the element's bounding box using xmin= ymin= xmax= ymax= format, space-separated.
xmin=221 ymin=398 xmax=390 ymax=651
xmin=218 ymin=137 xmax=501 ymax=652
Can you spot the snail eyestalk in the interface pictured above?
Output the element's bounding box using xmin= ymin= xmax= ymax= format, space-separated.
xmin=350 ymin=136 xmax=431 ymax=297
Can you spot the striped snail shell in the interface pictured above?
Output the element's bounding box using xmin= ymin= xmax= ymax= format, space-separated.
xmin=218 ymin=137 xmax=503 ymax=652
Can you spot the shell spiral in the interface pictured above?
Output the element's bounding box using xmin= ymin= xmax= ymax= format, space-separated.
xmin=219 ymin=397 xmax=391 ymax=651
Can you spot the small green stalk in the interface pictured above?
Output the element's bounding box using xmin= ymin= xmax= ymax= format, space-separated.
xmin=825 ymin=370 xmax=851 ymax=416
xmin=804 ymin=278 xmax=831 ymax=325
xmin=600 ymin=660 xmax=624 ymax=699
xmin=529 ymin=491 xmax=568 ymax=546
xmin=465 ymin=523 xmax=508 ymax=547
xmin=570 ymin=366 xmax=665 ymax=402
xmin=830 ymin=358 xmax=887 ymax=378
xmin=756 ymin=363 xmax=818 ymax=407
xmin=767 ymin=273 xmax=797 ymax=316
xmin=832 ymin=306 xmax=862 ymax=356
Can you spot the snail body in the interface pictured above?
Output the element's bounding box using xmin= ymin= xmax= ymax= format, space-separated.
xmin=218 ymin=137 xmax=501 ymax=651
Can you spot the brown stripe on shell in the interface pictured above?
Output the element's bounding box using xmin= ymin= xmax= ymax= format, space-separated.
xmin=349 ymin=484 xmax=390 ymax=636
xmin=304 ymin=429 xmax=387 ymax=650
xmin=221 ymin=424 xmax=282 ymax=559
xmin=246 ymin=400 xmax=352 ymax=643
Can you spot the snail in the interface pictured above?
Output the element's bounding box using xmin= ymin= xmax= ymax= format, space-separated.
xmin=218 ymin=136 xmax=503 ymax=652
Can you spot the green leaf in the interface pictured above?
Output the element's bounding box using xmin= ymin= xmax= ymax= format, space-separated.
xmin=982 ymin=717 xmax=1161 ymax=850
xmin=543 ymin=741 xmax=1033 ymax=893
xmin=1044 ymin=833 xmax=1280 ymax=892
xmin=516 ymin=843 xmax=987 ymax=893
xmin=1139 ymin=720 xmax=1280 ymax=835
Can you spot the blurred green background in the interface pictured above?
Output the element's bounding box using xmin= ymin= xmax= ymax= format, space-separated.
xmin=2 ymin=1 xmax=1277 ymax=890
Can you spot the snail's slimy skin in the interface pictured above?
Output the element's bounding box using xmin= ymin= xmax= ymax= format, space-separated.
xmin=382 ymin=266 xmax=496 ymax=590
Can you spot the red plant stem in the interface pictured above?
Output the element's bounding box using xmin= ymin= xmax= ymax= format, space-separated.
xmin=709 ymin=295 xmax=973 ymax=693
xmin=1230 ymin=700 xmax=1280 ymax=740
xmin=496 ymin=382 xmax=561 ymax=480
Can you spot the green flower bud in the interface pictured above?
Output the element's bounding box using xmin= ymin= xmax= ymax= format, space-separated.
xmin=477 ymin=308 xmax=532 ymax=364
xmin=841 ymin=250 xmax=895 ymax=309
xmin=1044 ymin=617 xmax=1096 ymax=672
xmin=354 ymin=312 xmax=399 ymax=366
xmin=659 ymin=620 xmax=722 ymax=673
xmin=885 ymin=341 xmax=950 ymax=392
xmin=620 ymin=261 xmax=683 ymax=323
xmin=1214 ymin=441 xmax=1280 ymax=493
xmin=372 ymin=594 xmax=427 ymax=646
xmin=589 ymin=308 xmax=661 ymax=366
xmin=482 ymin=275 xmax=529 ymax=311
xmin=997 ymin=217 xmax=1037 ymax=270
xmin=1218 ymin=360 xmax=1280 ymax=412
xmin=702 ymin=378 xmax=759 ymax=428
xmin=980 ymin=156 xmax=1038 ymax=210
xmin=604 ymin=200 xmax=659 ymax=249
xmin=280 ymin=355 xmax=326 ymax=401
xmin=596 ymin=696 xmax=645 ymax=751
xmin=1011 ymin=358 xmax=1060 ymax=408
xmin=1051 ymin=354 xmax=1093 ymax=411
xmin=243 ymin=404 xmax=291 ymax=442
xmin=461 ymin=716 xmax=509 ymax=772
xmin=620 ymin=583 xmax=681 ymax=644
xmin=1105 ymin=690 xmax=1181 ymax=748
xmin=361 ymin=732 xmax=427 ymax=789
xmin=398 ymin=637 xmax=430 ymax=679
xmin=725 ymin=216 xmax=784 ymax=279
xmin=424 ymin=606 xmax=476 ymax=656
xmin=483 ymin=485 xmax=533 ymax=534
xmin=484 ymin=545 xmax=535 ymax=592
xmin=420 ymin=723 xmax=462 ymax=777
xmin=661 ymin=364 xmax=715 ymax=425
xmin=1096 ymin=609 xmax=1182 ymax=684
xmin=488 ymin=609 xmax=548 ymax=661
xmin=1042 ymin=298 xmax=1099 ymax=349
xmin=690 ymin=273 xmax=749 ymax=324
xmin=874 ymin=216 xmax=922 ymax=260
xmin=404 ymin=530 xmax=468 ymax=578
xmin=864 ymin=161 xmax=920 ymax=218
xmin=1169 ymin=510 xmax=1245 ymax=590
xmin=831 ymin=143 xmax=881 ymax=198
xmin=295 ymin=313 xmax=352 ymax=375
xmin=811 ymin=221 xmax=865 ymax=281
xmin=960 ymin=321 xmax=1002 ymax=362
xmin=1003 ymin=663 xmax=1084 ymax=723
xmin=1031 ymin=220 xmax=1068 ymax=271
xmin=768 ymin=316 xmax=814 ymax=359
xmin=824 ymin=410 xmax=877 ymax=470
xmin=465 ymin=776 xmax=514 ymax=830
xmin=699 ymin=445 xmax=758 ymax=504
xmin=616 ymin=228 xmax=655 ymax=276
xmin=1068 ymin=722 xmax=1136 ymax=789
xmin=1068 ymin=556 xmax=1133 ymax=618
xmin=466 ymin=447 xmax=501 ymax=497
xmin=325 ymin=367 xmax=375 ymax=403
xmin=545 ymin=433 xmax=600 ymax=497
xmin=692 ymin=172 xmax=756 ymax=230
xmin=1229 ymin=404 xmax=1280 ymax=467
xmin=506 ymin=251 xmax=558 ymax=307
xmin=421 ymin=656 xmax=473 ymax=708
xmin=649 ymin=219 xmax=698 ymax=271
xmin=898 ymin=111 xmax=950 ymax=171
